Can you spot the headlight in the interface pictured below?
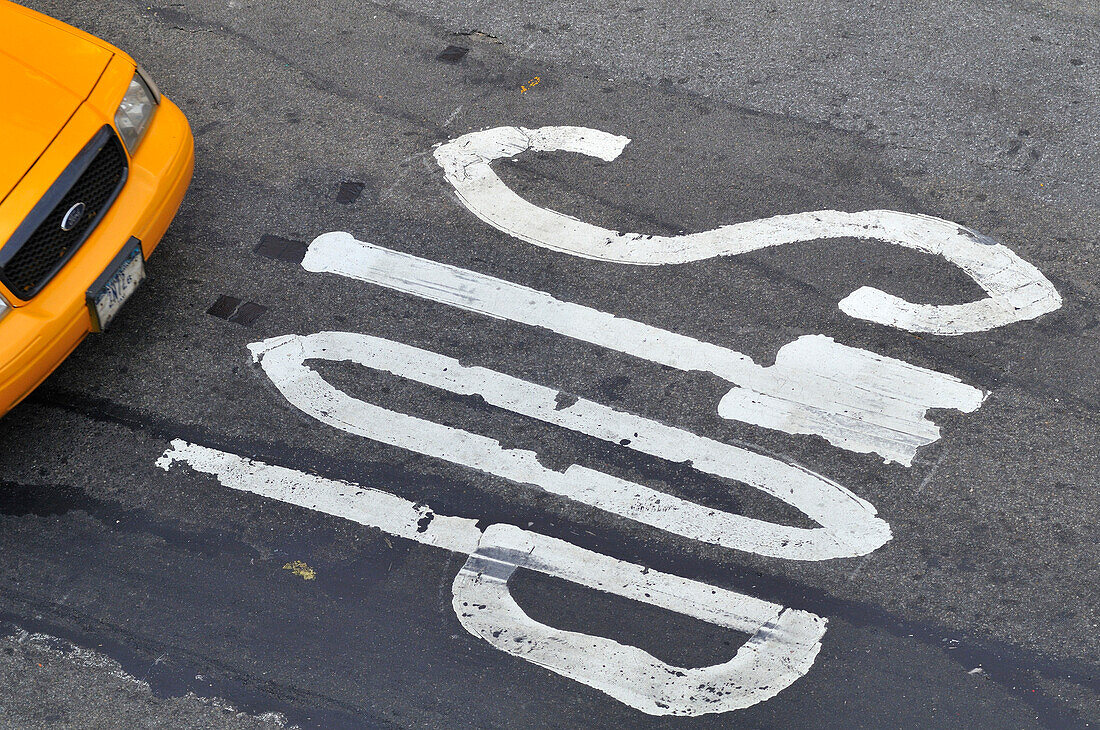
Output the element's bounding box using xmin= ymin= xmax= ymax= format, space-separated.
xmin=114 ymin=68 xmax=159 ymax=154
xmin=0 ymin=295 xmax=9 ymax=324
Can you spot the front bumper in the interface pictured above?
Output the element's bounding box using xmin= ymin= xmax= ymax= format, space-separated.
xmin=0 ymin=92 xmax=194 ymax=416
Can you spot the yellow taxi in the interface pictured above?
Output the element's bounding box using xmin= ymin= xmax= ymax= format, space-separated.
xmin=0 ymin=0 xmax=194 ymax=416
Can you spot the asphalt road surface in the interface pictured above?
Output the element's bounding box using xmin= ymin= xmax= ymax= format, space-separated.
xmin=1 ymin=0 xmax=1097 ymax=727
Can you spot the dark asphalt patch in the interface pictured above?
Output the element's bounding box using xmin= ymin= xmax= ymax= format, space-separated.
xmin=436 ymin=45 xmax=468 ymax=63
xmin=255 ymin=235 xmax=308 ymax=264
xmin=336 ymin=181 xmax=365 ymax=204
xmin=206 ymin=296 xmax=268 ymax=326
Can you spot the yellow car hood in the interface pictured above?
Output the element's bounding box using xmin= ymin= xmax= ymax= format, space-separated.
xmin=0 ymin=3 xmax=113 ymax=202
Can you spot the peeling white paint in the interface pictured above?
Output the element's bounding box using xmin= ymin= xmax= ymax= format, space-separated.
xmin=158 ymin=441 xmax=826 ymax=716
xmin=246 ymin=331 xmax=891 ymax=560
xmin=432 ymin=125 xmax=1062 ymax=335
xmin=303 ymin=232 xmax=985 ymax=465
xmin=156 ymin=439 xmax=481 ymax=555
xmin=455 ymin=523 xmax=825 ymax=716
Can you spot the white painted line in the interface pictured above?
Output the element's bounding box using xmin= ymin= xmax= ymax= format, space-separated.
xmin=247 ymin=331 xmax=891 ymax=560
xmin=155 ymin=439 xmax=481 ymax=554
xmin=303 ymin=232 xmax=986 ymax=465
xmin=158 ymin=441 xmax=827 ymax=716
xmin=432 ymin=125 xmax=1062 ymax=335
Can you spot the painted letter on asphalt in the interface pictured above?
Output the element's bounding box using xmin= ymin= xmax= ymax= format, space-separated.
xmin=247 ymin=331 xmax=891 ymax=560
xmin=433 ymin=125 xmax=1062 ymax=335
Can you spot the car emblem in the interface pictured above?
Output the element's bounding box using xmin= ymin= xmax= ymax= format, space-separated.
xmin=60 ymin=202 xmax=86 ymax=231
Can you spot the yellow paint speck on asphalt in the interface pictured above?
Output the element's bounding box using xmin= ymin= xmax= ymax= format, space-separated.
xmin=282 ymin=560 xmax=317 ymax=581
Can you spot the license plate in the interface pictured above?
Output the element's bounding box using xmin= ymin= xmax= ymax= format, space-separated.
xmin=87 ymin=237 xmax=146 ymax=332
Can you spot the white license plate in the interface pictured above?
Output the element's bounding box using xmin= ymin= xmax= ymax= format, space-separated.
xmin=87 ymin=238 xmax=146 ymax=332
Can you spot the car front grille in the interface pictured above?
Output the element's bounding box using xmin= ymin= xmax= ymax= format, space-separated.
xmin=0 ymin=127 xmax=128 ymax=298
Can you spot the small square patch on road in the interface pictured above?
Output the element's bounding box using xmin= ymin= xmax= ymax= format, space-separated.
xmin=255 ymin=235 xmax=308 ymax=264
xmin=336 ymin=181 xmax=365 ymax=204
xmin=207 ymin=295 xmax=268 ymax=326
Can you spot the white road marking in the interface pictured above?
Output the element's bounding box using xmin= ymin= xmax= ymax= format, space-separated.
xmin=157 ymin=440 xmax=827 ymax=717
xmin=146 ymin=123 xmax=1050 ymax=717
xmin=156 ymin=439 xmax=480 ymax=554
xmin=303 ymin=232 xmax=986 ymax=465
xmin=456 ymin=524 xmax=825 ymax=716
xmin=432 ymin=125 xmax=1062 ymax=335
xmin=247 ymin=331 xmax=891 ymax=560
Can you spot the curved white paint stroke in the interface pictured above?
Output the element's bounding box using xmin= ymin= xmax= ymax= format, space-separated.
xmin=455 ymin=523 xmax=825 ymax=716
xmin=157 ymin=441 xmax=826 ymax=716
xmin=249 ymin=331 xmax=891 ymax=560
xmin=432 ymin=125 xmax=1062 ymax=335
xmin=304 ymin=232 xmax=986 ymax=465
